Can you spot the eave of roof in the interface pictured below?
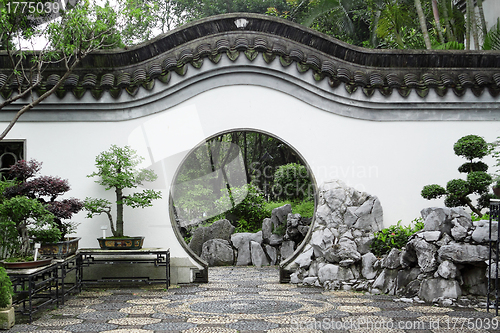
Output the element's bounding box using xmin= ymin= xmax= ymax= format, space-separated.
xmin=1 ymin=13 xmax=500 ymax=100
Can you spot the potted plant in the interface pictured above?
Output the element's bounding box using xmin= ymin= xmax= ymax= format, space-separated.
xmin=3 ymin=160 xmax=84 ymax=258
xmin=84 ymin=145 xmax=162 ymax=249
xmin=0 ymin=267 xmax=14 ymax=329
xmin=0 ymin=192 xmax=59 ymax=268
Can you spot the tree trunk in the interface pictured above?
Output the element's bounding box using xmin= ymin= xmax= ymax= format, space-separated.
xmin=115 ymin=187 xmax=124 ymax=237
xmin=468 ymin=0 xmax=480 ymax=49
xmin=465 ymin=0 xmax=471 ymax=49
xmin=441 ymin=0 xmax=456 ymax=42
xmin=415 ymin=0 xmax=432 ymax=49
xmin=477 ymin=0 xmax=488 ymax=37
xmin=432 ymin=0 xmax=445 ymax=44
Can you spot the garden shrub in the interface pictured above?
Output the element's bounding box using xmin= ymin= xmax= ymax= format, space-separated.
xmin=371 ymin=218 xmax=424 ymax=257
xmin=0 ymin=267 xmax=13 ymax=308
xmin=214 ymin=184 xmax=268 ymax=233
xmin=272 ymin=163 xmax=313 ymax=201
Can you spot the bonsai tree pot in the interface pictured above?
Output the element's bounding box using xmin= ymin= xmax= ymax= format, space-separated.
xmin=97 ymin=236 xmax=144 ymax=250
xmin=38 ymin=237 xmax=81 ymax=258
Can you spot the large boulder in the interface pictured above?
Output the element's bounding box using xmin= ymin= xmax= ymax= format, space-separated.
xmin=418 ymin=278 xmax=462 ymax=302
xmin=438 ymin=243 xmax=489 ymax=264
xmin=280 ymin=240 xmax=295 ymax=260
xmin=318 ymin=264 xmax=355 ymax=284
xmin=200 ymin=239 xmax=235 ymax=266
xmin=421 ymin=207 xmax=471 ymax=237
xmin=250 ymin=241 xmax=270 ymax=267
xmin=325 ymin=238 xmax=361 ymax=263
xmin=372 ymin=268 xmax=399 ymax=295
xmin=472 ymin=220 xmax=497 ymax=243
xmin=188 ymin=219 xmax=235 ymax=256
xmin=361 ymin=252 xmax=378 ymax=279
xmin=271 ymin=204 xmax=292 ymax=230
xmin=232 ymin=231 xmax=263 ymax=265
xmin=310 ymin=227 xmax=335 ymax=258
xmin=403 ymin=237 xmax=438 ymax=273
xmin=436 ymin=260 xmax=458 ymax=280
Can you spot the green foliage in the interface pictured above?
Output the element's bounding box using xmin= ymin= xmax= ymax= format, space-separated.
xmin=215 ymin=184 xmax=268 ymax=233
xmin=453 ymin=135 xmax=489 ymax=161
xmin=0 ymin=267 xmax=13 ymax=308
xmin=84 ymin=145 xmax=162 ymax=237
xmin=421 ymin=135 xmax=492 ymax=217
xmin=458 ymin=162 xmax=488 ymax=173
xmin=483 ymin=18 xmax=500 ymax=50
xmin=0 ymin=195 xmax=58 ymax=258
xmin=371 ymin=218 xmax=424 ymax=257
xmin=272 ymin=163 xmax=312 ymax=201
xmin=264 ymin=199 xmax=315 ymax=218
xmin=471 ymin=212 xmax=490 ymax=222
xmin=421 ymin=184 xmax=446 ymax=200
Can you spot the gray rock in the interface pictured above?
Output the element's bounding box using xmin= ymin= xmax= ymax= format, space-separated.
xmin=263 ymin=244 xmax=278 ymax=265
xmin=231 ymin=231 xmax=263 ymax=265
xmin=462 ymin=267 xmax=487 ymax=296
xmin=280 ymin=240 xmax=295 ymax=260
xmin=418 ymin=278 xmax=462 ymax=302
xmin=352 ymin=196 xmax=384 ymax=232
xmin=339 ymin=259 xmax=355 ymax=267
xmin=450 ymin=208 xmax=473 ymax=229
xmin=302 ymin=277 xmax=318 ymax=286
xmin=421 ymin=231 xmax=441 ymax=242
xmin=294 ymin=247 xmax=313 ymax=268
xmin=200 ymin=239 xmax=234 ymax=266
xmin=250 ymin=241 xmax=269 ymax=267
xmin=268 ymin=233 xmax=284 ymax=246
xmin=372 ymin=268 xmax=399 ymax=295
xmin=486 ymin=262 xmax=500 ymax=279
xmin=406 ymin=237 xmax=438 ymax=273
xmin=308 ymin=260 xmax=319 ymax=277
xmin=451 ymin=224 xmax=467 ymax=241
xmin=310 ymin=228 xmax=335 ymax=258
xmin=355 ymin=235 xmax=374 ymax=255
xmin=271 ymin=204 xmax=292 ymax=230
xmin=361 ymin=252 xmax=378 ymax=279
xmin=435 ymin=233 xmax=453 ymax=247
xmin=436 ymin=260 xmax=458 ymax=279
xmin=396 ymin=268 xmax=421 ymax=297
xmin=382 ymin=248 xmax=401 ymax=269
xmin=262 ymin=218 xmax=273 ymax=243
xmin=438 ymin=243 xmax=489 ymax=263
xmin=325 ymin=238 xmax=361 ymax=263
xmin=188 ymin=219 xmax=235 ymax=256
xmin=472 ymin=220 xmax=497 ymax=243
xmin=318 ymin=264 xmax=354 ymax=283
xmin=421 ymin=207 xmax=452 ymax=235
xmin=290 ymin=271 xmax=303 ymax=284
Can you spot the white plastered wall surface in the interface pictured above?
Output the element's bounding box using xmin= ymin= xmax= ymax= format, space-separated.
xmin=1 ymin=83 xmax=499 ymax=281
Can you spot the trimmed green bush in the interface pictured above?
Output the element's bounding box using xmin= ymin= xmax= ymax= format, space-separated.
xmin=0 ymin=267 xmax=13 ymax=308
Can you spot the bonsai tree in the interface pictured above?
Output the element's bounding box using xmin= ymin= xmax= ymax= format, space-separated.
xmin=0 ymin=194 xmax=59 ymax=259
xmin=84 ymin=145 xmax=162 ymax=237
xmin=3 ymin=159 xmax=83 ymax=241
xmin=421 ymin=135 xmax=492 ymax=216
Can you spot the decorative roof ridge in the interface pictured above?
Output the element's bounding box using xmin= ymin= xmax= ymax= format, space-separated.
xmin=1 ymin=13 xmax=499 ymax=100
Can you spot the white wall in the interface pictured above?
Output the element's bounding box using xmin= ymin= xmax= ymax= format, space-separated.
xmin=484 ymin=0 xmax=500 ymax=29
xmin=2 ymin=84 xmax=499 ymax=278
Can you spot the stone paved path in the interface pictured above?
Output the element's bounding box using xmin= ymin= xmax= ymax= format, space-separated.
xmin=7 ymin=266 xmax=500 ymax=332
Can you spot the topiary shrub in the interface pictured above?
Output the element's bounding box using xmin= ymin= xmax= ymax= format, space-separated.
xmin=421 ymin=135 xmax=492 ymax=217
xmin=0 ymin=267 xmax=13 ymax=309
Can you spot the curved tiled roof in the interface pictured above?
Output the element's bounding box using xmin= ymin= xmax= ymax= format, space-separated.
xmin=1 ymin=13 xmax=500 ymax=100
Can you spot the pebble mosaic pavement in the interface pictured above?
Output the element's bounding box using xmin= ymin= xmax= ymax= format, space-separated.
xmin=6 ymin=266 xmax=500 ymax=333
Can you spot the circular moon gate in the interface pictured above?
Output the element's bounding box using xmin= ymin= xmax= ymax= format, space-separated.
xmin=169 ymin=129 xmax=318 ymax=282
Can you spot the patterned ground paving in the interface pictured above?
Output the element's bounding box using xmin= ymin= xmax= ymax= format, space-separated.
xmin=7 ymin=266 xmax=500 ymax=333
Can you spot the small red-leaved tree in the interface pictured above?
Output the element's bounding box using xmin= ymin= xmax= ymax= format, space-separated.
xmin=4 ymin=159 xmax=83 ymax=240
